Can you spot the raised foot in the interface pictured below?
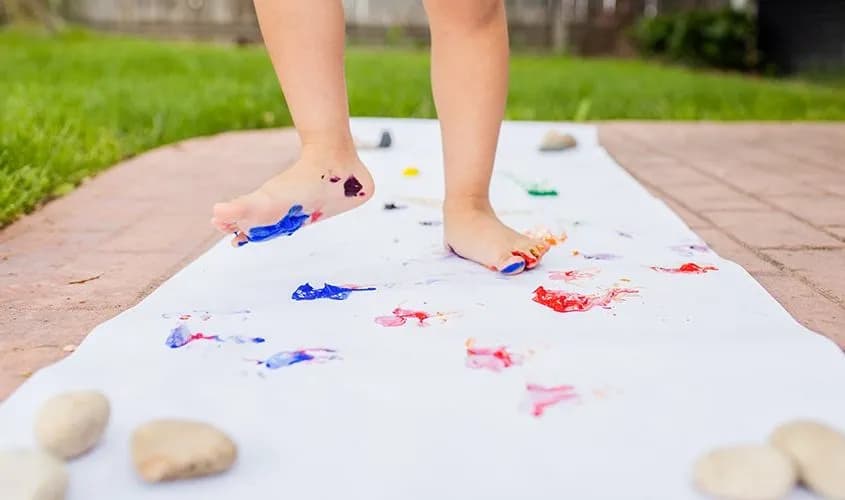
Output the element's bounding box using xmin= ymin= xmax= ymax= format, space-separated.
xmin=211 ymin=157 xmax=374 ymax=246
xmin=444 ymin=201 xmax=549 ymax=275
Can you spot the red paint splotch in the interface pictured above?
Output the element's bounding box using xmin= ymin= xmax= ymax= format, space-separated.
xmin=465 ymin=338 xmax=522 ymax=372
xmin=525 ymin=383 xmax=579 ymax=417
xmin=532 ymin=286 xmax=638 ymax=313
xmin=375 ymin=307 xmax=437 ymax=327
xmin=651 ymin=262 xmax=718 ymax=274
xmin=512 ymin=250 xmax=538 ymax=268
xmin=548 ymin=268 xmax=599 ymax=282
xmin=309 ymin=209 xmax=324 ymax=223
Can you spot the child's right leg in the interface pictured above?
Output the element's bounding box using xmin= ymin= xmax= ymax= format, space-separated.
xmin=212 ymin=0 xmax=373 ymax=246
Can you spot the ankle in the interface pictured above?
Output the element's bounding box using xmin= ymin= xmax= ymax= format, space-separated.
xmin=299 ymin=137 xmax=358 ymax=166
xmin=443 ymin=195 xmax=493 ymax=214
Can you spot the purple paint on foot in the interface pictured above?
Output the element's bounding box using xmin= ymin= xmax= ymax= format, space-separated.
xmin=344 ymin=175 xmax=363 ymax=197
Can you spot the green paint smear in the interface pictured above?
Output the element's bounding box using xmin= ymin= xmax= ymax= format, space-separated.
xmin=527 ymin=186 xmax=558 ymax=197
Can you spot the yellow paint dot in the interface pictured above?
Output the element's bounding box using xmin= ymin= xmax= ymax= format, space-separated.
xmin=402 ymin=166 xmax=420 ymax=177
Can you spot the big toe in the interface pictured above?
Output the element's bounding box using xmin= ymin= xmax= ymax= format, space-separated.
xmin=511 ymin=239 xmax=549 ymax=270
xmin=497 ymin=254 xmax=528 ymax=275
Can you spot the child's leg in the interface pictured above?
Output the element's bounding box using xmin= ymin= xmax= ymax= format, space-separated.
xmin=423 ymin=0 xmax=548 ymax=274
xmin=212 ymin=0 xmax=373 ymax=246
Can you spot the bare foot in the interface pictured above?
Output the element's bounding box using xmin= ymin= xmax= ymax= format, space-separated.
xmin=212 ymin=156 xmax=374 ymax=246
xmin=444 ymin=200 xmax=549 ymax=275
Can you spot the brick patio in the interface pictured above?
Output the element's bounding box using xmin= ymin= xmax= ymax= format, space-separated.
xmin=1 ymin=123 xmax=843 ymax=399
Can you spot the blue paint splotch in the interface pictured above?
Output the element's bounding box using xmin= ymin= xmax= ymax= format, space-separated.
xmin=165 ymin=324 xmax=265 ymax=349
xmin=245 ymin=205 xmax=311 ymax=244
xmin=291 ymin=283 xmax=376 ymax=301
xmin=257 ymin=348 xmax=341 ymax=369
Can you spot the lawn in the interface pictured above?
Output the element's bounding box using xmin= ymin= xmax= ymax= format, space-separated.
xmin=2 ymin=27 xmax=845 ymax=227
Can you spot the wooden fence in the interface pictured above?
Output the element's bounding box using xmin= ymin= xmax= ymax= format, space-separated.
xmin=60 ymin=0 xmax=736 ymax=53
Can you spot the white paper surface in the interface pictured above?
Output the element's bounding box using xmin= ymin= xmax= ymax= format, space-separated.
xmin=1 ymin=118 xmax=843 ymax=499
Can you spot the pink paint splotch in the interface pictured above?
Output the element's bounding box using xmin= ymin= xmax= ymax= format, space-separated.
xmin=375 ymin=307 xmax=440 ymax=327
xmin=525 ymin=383 xmax=580 ymax=417
xmin=651 ymin=262 xmax=718 ymax=274
xmin=465 ymin=339 xmax=523 ymax=372
xmin=532 ymin=286 xmax=638 ymax=313
xmin=548 ymin=268 xmax=599 ymax=282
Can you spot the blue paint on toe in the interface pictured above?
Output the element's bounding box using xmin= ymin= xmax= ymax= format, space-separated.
xmin=501 ymin=261 xmax=525 ymax=275
xmin=237 ymin=240 xmax=248 ymax=247
xmin=291 ymin=283 xmax=377 ymax=301
xmin=247 ymin=205 xmax=310 ymax=243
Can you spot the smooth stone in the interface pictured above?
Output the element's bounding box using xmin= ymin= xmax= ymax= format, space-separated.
xmin=131 ymin=419 xmax=237 ymax=482
xmin=771 ymin=420 xmax=845 ymax=499
xmin=693 ymin=444 xmax=796 ymax=500
xmin=0 ymin=449 xmax=68 ymax=500
xmin=34 ymin=390 xmax=110 ymax=459
xmin=539 ymin=131 xmax=577 ymax=151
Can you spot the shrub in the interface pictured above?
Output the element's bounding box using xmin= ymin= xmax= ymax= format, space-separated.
xmin=632 ymin=8 xmax=758 ymax=72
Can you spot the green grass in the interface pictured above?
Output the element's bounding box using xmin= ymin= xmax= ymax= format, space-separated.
xmin=2 ymin=26 xmax=845 ymax=227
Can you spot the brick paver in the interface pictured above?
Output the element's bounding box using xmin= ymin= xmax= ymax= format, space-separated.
xmin=601 ymin=122 xmax=845 ymax=348
xmin=1 ymin=123 xmax=843 ymax=400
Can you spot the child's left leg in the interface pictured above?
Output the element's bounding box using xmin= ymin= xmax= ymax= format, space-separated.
xmin=423 ymin=0 xmax=549 ymax=274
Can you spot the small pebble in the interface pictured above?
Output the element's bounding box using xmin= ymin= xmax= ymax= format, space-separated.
xmin=693 ymin=444 xmax=796 ymax=500
xmin=770 ymin=420 xmax=845 ymax=499
xmin=35 ymin=390 xmax=110 ymax=459
xmin=539 ymin=130 xmax=577 ymax=151
xmin=402 ymin=166 xmax=420 ymax=177
xmin=131 ymin=419 xmax=237 ymax=482
xmin=0 ymin=448 xmax=68 ymax=500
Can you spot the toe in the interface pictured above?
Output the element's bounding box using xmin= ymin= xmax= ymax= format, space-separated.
xmin=231 ymin=231 xmax=249 ymax=248
xmin=498 ymin=254 xmax=527 ymax=275
xmin=514 ymin=240 xmax=549 ymax=269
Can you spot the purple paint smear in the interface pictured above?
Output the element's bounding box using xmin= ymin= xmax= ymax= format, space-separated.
xmin=291 ymin=283 xmax=376 ymax=301
xmin=344 ymin=176 xmax=364 ymax=197
xmin=256 ymin=348 xmax=341 ymax=369
xmin=166 ymin=324 xmax=265 ymax=349
xmin=582 ymin=253 xmax=621 ymax=261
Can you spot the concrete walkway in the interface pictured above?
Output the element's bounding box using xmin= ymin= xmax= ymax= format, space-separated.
xmin=1 ymin=123 xmax=843 ymax=399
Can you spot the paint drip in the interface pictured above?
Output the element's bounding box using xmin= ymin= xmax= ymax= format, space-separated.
xmin=402 ymin=166 xmax=420 ymax=177
xmin=246 ymin=204 xmax=311 ymax=243
xmin=548 ymin=269 xmax=599 ymax=282
xmin=375 ymin=307 xmax=440 ymax=327
xmin=651 ymin=262 xmax=718 ymax=274
xmin=165 ymin=324 xmax=265 ymax=349
xmin=532 ymin=286 xmax=638 ymax=313
xmin=257 ymin=348 xmax=341 ymax=369
xmin=291 ymin=283 xmax=376 ymax=301
xmin=465 ymin=338 xmax=523 ymax=372
xmin=524 ymin=384 xmax=579 ymax=417
xmin=419 ymin=220 xmax=442 ymax=226
xmin=383 ymin=202 xmax=406 ymax=210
